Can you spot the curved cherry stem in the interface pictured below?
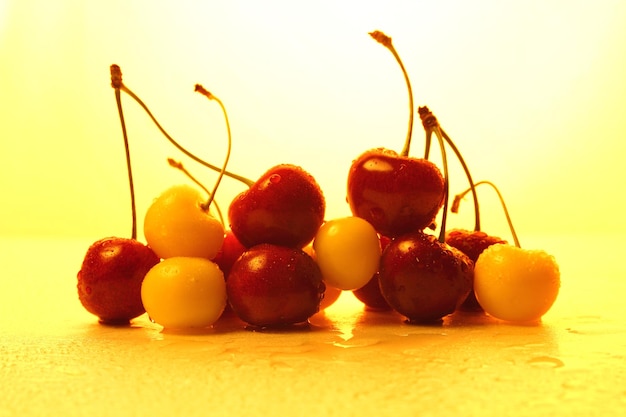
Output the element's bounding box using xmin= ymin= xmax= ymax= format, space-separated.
xmin=109 ymin=65 xmax=254 ymax=188
xmin=194 ymin=84 xmax=231 ymax=213
xmin=167 ymin=158 xmax=225 ymax=225
xmin=369 ymin=31 xmax=414 ymax=157
xmin=452 ymin=180 xmax=521 ymax=248
xmin=431 ymin=128 xmax=450 ymax=243
xmin=111 ymin=69 xmax=137 ymax=240
xmin=419 ymin=106 xmax=480 ymax=232
xmin=419 ymin=109 xmax=450 ymax=243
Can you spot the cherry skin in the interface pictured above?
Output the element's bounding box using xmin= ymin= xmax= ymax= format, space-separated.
xmin=228 ymin=164 xmax=325 ymax=249
xmin=347 ymin=148 xmax=445 ymax=238
xmin=378 ymin=231 xmax=474 ymax=323
xmin=312 ymin=216 xmax=381 ymax=291
xmin=352 ymin=272 xmax=391 ymax=311
xmin=77 ymin=237 xmax=160 ymax=324
xmin=141 ymin=257 xmax=227 ymax=329
xmin=474 ymin=244 xmax=560 ymax=323
xmin=445 ymin=229 xmax=507 ymax=311
xmin=352 ymin=234 xmax=392 ymax=310
xmin=144 ymin=184 xmax=225 ymax=260
xmin=213 ymin=229 xmax=247 ymax=279
xmin=226 ymin=243 xmax=325 ymax=328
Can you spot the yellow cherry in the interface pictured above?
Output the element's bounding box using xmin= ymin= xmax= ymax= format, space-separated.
xmin=313 ymin=216 xmax=381 ymax=291
xmin=474 ymin=244 xmax=560 ymax=323
xmin=144 ymin=184 xmax=225 ymax=259
xmin=141 ymin=257 xmax=227 ymax=329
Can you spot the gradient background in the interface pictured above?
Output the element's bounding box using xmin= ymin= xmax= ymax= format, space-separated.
xmin=1 ymin=0 xmax=625 ymax=242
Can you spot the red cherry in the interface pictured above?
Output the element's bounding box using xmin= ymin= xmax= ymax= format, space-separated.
xmin=352 ymin=235 xmax=392 ymax=310
xmin=378 ymin=231 xmax=473 ymax=323
xmin=352 ymin=273 xmax=391 ymax=311
xmin=77 ymin=237 xmax=160 ymax=324
xmin=228 ymin=164 xmax=325 ymax=249
xmin=347 ymin=148 xmax=445 ymax=238
xmin=226 ymin=244 xmax=325 ymax=328
xmin=213 ymin=229 xmax=247 ymax=279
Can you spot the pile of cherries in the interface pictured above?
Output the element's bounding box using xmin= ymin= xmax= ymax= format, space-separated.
xmin=77 ymin=31 xmax=560 ymax=330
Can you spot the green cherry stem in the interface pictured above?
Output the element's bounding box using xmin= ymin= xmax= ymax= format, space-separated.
xmin=418 ymin=106 xmax=481 ymax=232
xmin=452 ymin=180 xmax=521 ymax=248
xmin=369 ymin=31 xmax=414 ymax=157
xmin=194 ymin=84 xmax=231 ymax=213
xmin=111 ymin=67 xmax=137 ymax=240
xmin=109 ymin=65 xmax=254 ymax=188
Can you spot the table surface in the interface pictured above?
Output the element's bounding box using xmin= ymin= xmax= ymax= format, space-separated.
xmin=1 ymin=235 xmax=625 ymax=417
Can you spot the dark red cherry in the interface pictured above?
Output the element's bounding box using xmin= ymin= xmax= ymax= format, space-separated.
xmin=226 ymin=244 xmax=325 ymax=328
xmin=77 ymin=237 xmax=160 ymax=324
xmin=347 ymin=148 xmax=445 ymax=238
xmin=353 ymin=235 xmax=392 ymax=310
xmin=378 ymin=231 xmax=473 ymax=323
xmin=228 ymin=164 xmax=325 ymax=249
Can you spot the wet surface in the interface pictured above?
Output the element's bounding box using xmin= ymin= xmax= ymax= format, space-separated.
xmin=1 ymin=236 xmax=625 ymax=416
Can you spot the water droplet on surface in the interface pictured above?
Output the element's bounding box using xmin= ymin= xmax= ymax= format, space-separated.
xmin=527 ymin=356 xmax=564 ymax=368
xmin=269 ymin=174 xmax=281 ymax=184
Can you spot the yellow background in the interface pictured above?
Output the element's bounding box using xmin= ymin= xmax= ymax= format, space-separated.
xmin=1 ymin=0 xmax=625 ymax=241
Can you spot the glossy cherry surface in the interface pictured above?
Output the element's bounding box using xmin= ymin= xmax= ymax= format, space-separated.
xmin=228 ymin=164 xmax=325 ymax=249
xmin=226 ymin=244 xmax=325 ymax=328
xmin=77 ymin=237 xmax=160 ymax=324
xmin=378 ymin=231 xmax=473 ymax=323
xmin=347 ymin=148 xmax=445 ymax=238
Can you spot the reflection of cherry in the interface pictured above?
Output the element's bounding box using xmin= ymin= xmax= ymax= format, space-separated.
xmin=77 ymin=66 xmax=160 ymax=324
xmin=346 ymin=31 xmax=445 ymax=238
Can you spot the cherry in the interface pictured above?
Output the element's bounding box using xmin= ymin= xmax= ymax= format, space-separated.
xmin=226 ymin=244 xmax=325 ymax=328
xmin=312 ymin=216 xmax=381 ymax=291
xmin=141 ymin=257 xmax=227 ymax=329
xmin=352 ymin=272 xmax=391 ymax=311
xmin=77 ymin=66 xmax=160 ymax=324
xmin=378 ymin=231 xmax=473 ymax=323
xmin=78 ymin=237 xmax=160 ymax=324
xmin=213 ymin=229 xmax=247 ymax=279
xmin=144 ymin=183 xmax=225 ymax=259
xmin=347 ymin=32 xmax=445 ymax=238
xmin=228 ymin=164 xmax=326 ymax=249
xmin=352 ymin=235 xmax=392 ymax=310
xmin=474 ymin=244 xmax=560 ymax=323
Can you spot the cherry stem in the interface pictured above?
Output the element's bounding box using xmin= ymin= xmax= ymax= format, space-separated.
xmin=419 ymin=109 xmax=450 ymax=243
xmin=109 ymin=65 xmax=254 ymax=188
xmin=194 ymin=84 xmax=231 ymax=213
xmin=452 ymin=180 xmax=521 ymax=248
xmin=369 ymin=31 xmax=414 ymax=157
xmin=419 ymin=106 xmax=480 ymax=232
xmin=167 ymin=158 xmax=225 ymax=225
xmin=111 ymin=66 xmax=137 ymax=240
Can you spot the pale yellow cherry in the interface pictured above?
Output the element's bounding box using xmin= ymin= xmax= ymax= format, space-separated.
xmin=474 ymin=244 xmax=560 ymax=323
xmin=141 ymin=257 xmax=227 ymax=329
xmin=313 ymin=216 xmax=381 ymax=291
xmin=144 ymin=184 xmax=225 ymax=259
